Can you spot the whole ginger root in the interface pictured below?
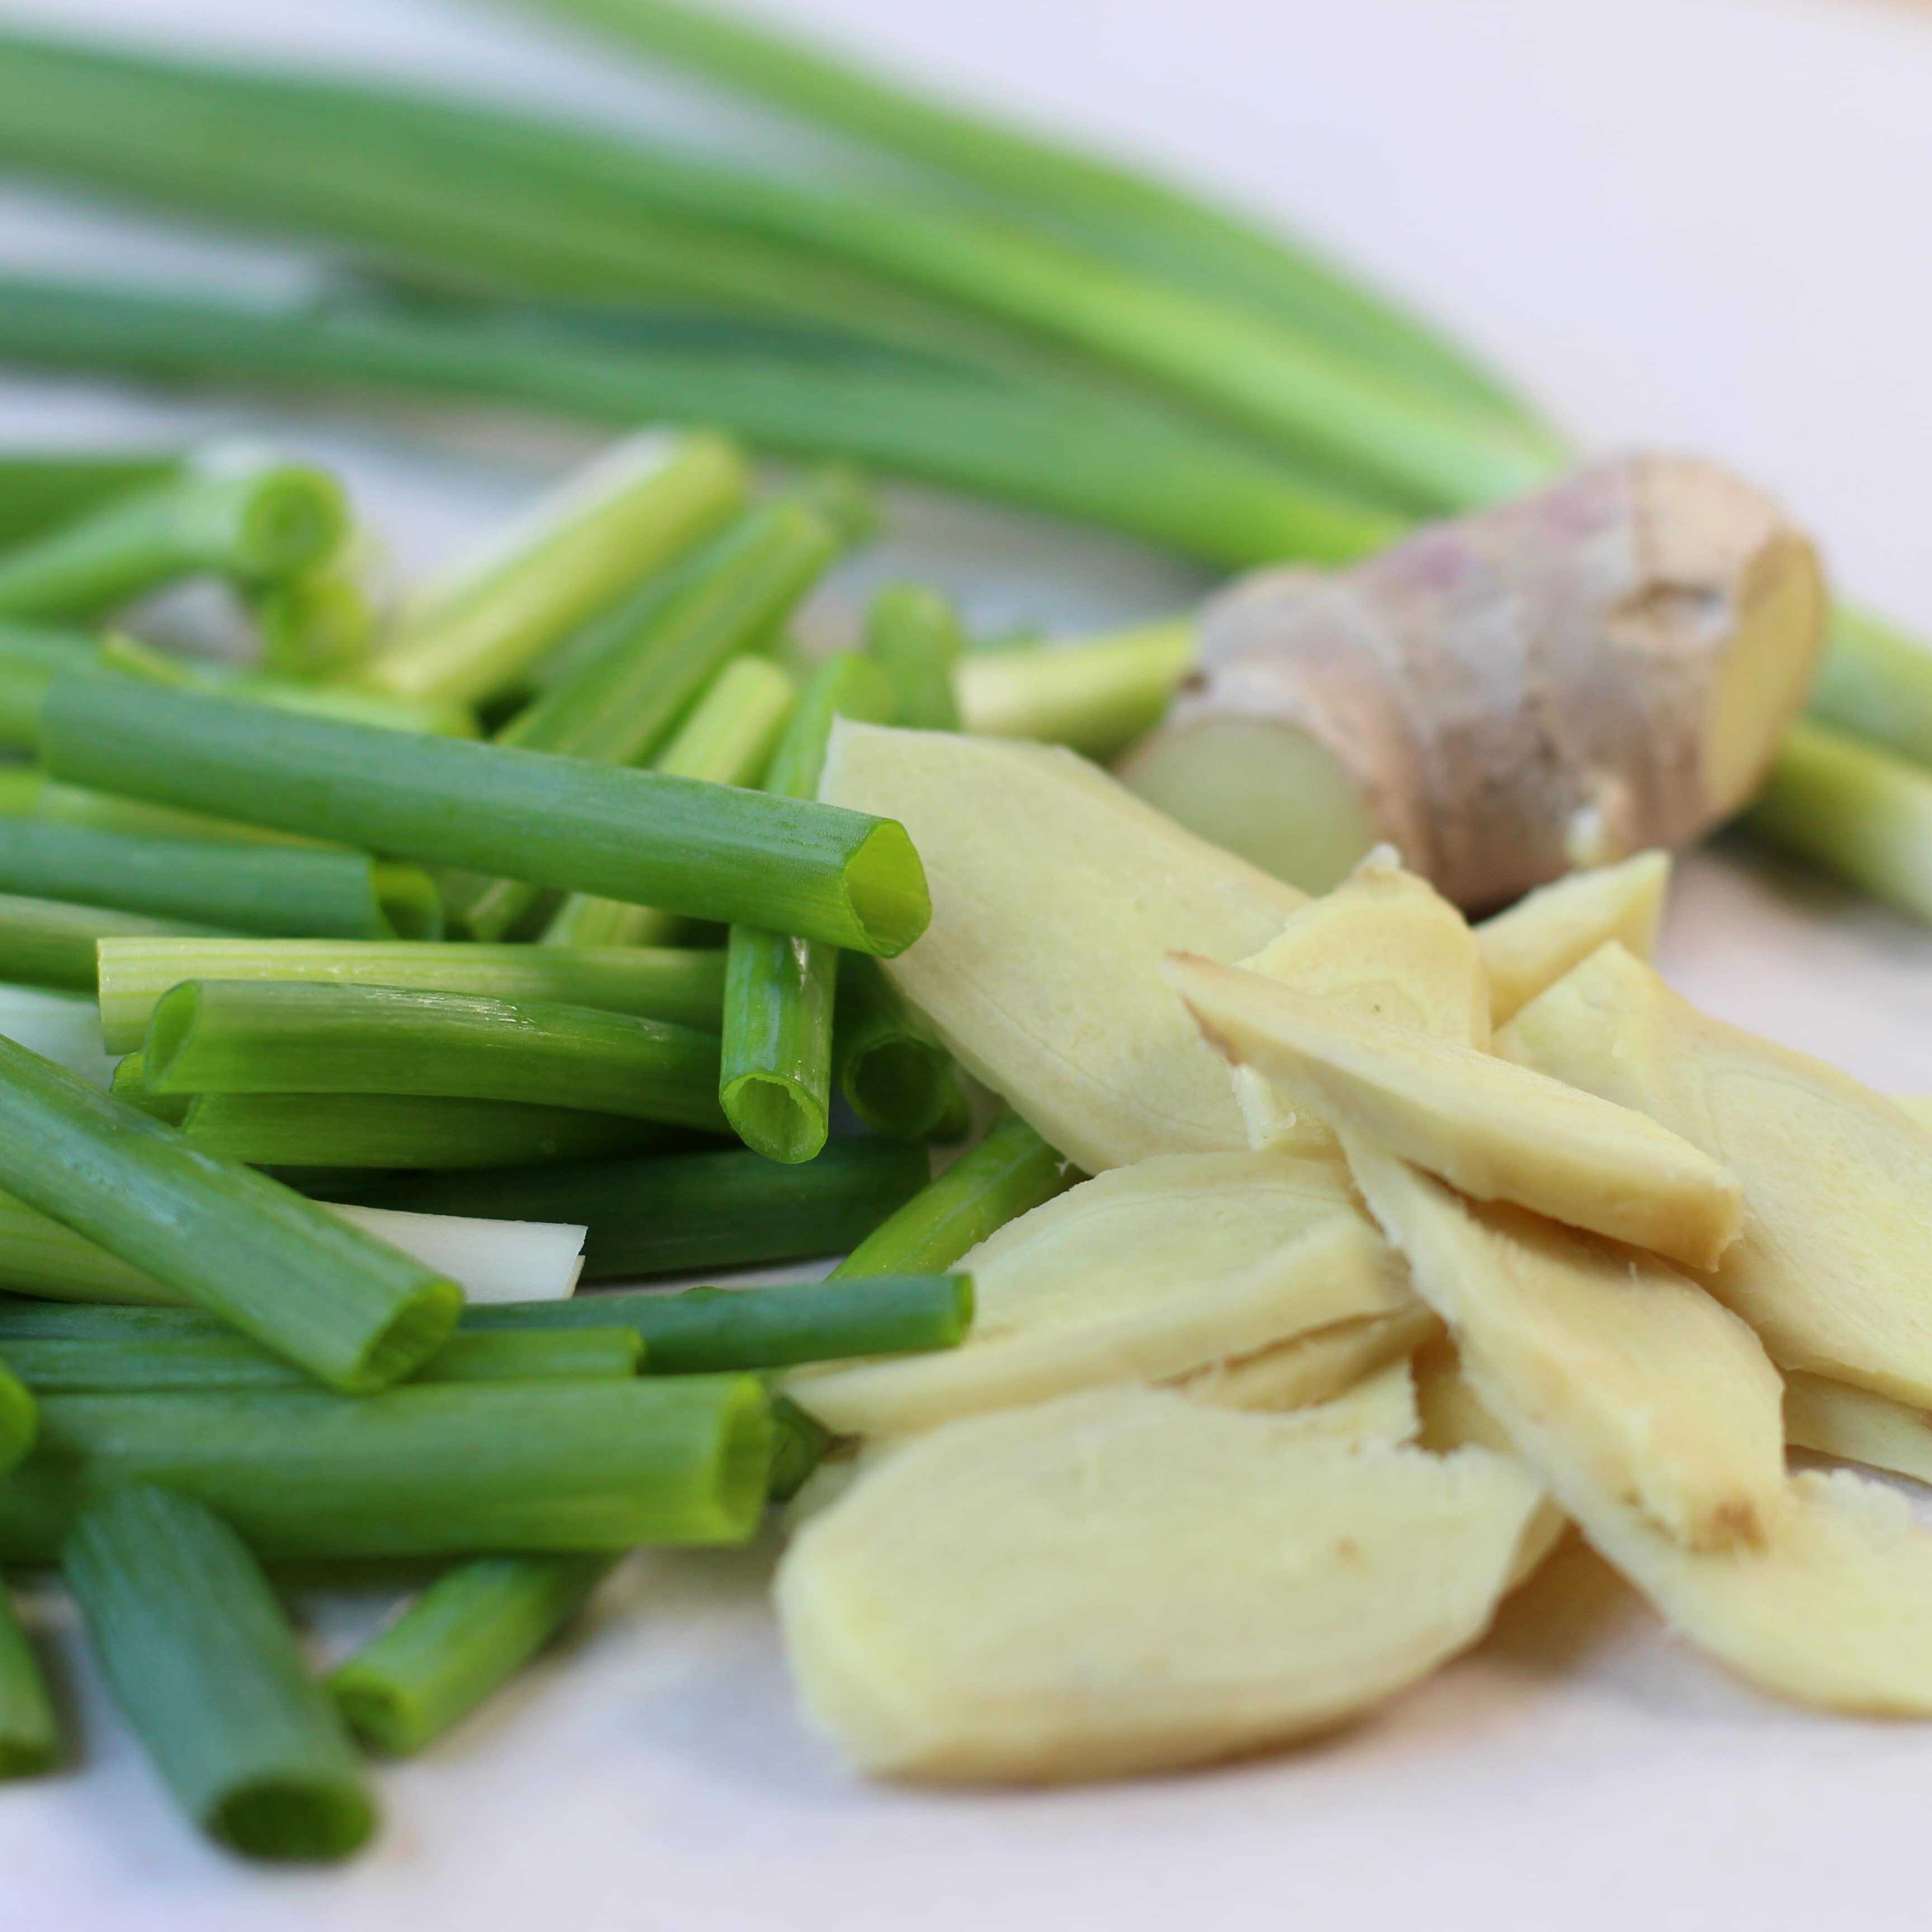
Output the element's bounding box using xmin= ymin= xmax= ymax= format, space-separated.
xmin=1120 ymin=456 xmax=1827 ymax=909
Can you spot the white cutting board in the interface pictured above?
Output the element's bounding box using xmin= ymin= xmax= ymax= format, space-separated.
xmin=2 ymin=0 xmax=1931 ymax=1926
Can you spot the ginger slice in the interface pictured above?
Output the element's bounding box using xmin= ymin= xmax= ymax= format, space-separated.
xmin=1180 ymin=1302 xmax=1441 ymax=1414
xmin=1499 ymin=943 xmax=1932 ymax=1405
xmin=787 ymin=1150 xmax=1407 ymax=1438
xmin=1475 ymin=850 xmax=1670 ymax=1026
xmin=1347 ymin=1140 xmax=1783 ymax=1552
xmin=818 ymin=721 xmax=1306 ymax=1172
xmin=777 ymin=1387 xmax=1544 ymax=1782
xmin=1784 ymin=1374 xmax=1932 ymax=1488
xmin=1166 ymin=952 xmax=1742 ymax=1269
xmin=1233 ymin=855 xmax=1490 ymax=1152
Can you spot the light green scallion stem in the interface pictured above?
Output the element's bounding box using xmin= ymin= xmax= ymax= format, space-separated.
xmin=954 ymin=616 xmax=1197 ymax=757
xmin=864 ymin=581 xmax=964 ymax=731
xmin=1809 ymin=606 xmax=1932 ymax=771
xmin=367 ymin=431 xmax=747 ymax=706
xmin=0 ymin=1576 xmax=57 ymax=1775
xmin=1744 ymin=721 xmax=1932 ymax=925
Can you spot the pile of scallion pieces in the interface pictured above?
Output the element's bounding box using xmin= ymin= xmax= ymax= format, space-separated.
xmin=0 ymin=428 xmax=1072 ymax=1862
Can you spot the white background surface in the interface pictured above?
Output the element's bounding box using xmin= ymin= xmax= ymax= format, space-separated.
xmin=2 ymin=0 xmax=1932 ymax=1925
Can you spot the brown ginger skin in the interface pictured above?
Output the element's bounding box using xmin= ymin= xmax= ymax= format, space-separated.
xmin=1125 ymin=456 xmax=1827 ymax=910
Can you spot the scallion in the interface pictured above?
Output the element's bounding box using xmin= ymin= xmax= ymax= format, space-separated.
xmin=0 ymin=1576 xmax=57 ymax=1776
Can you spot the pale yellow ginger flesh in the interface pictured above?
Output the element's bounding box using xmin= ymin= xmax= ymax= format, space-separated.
xmin=1233 ymin=855 xmax=1489 ymax=1152
xmin=818 ymin=721 xmax=1306 ymax=1172
xmin=1498 ymin=943 xmax=1932 ymax=1407
xmin=1475 ymin=851 xmax=1670 ymax=1027
xmin=1351 ymin=1148 xmax=1932 ymax=1710
xmin=1895 ymin=1096 xmax=1932 ymax=1130
xmin=1784 ymin=1375 xmax=1932 ymax=1488
xmin=777 ymin=1388 xmax=1544 ymax=1782
xmin=1268 ymin=1357 xmax=1420 ymax=1446
xmin=1165 ymin=952 xmax=1744 ymax=1270
xmin=1120 ymin=456 xmax=1825 ymax=908
xmin=787 ymin=1150 xmax=1407 ymax=1438
xmin=1412 ymin=1338 xmax=1570 ymax=1588
xmin=1347 ymin=1140 xmax=1784 ymax=1553
xmin=1180 ymin=1302 xmax=1441 ymax=1414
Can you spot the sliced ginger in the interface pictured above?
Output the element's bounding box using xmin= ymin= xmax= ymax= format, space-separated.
xmin=1165 ymin=952 xmax=1743 ymax=1269
xmin=1181 ymin=1303 xmax=1441 ymax=1414
xmin=1347 ymin=1139 xmax=1783 ymax=1552
xmin=1233 ymin=855 xmax=1489 ymax=1152
xmin=787 ymin=1150 xmax=1408 ymax=1437
xmin=1498 ymin=943 xmax=1932 ymax=1406
xmin=777 ymin=1387 xmax=1544 ymax=1782
xmin=1475 ymin=851 xmax=1670 ymax=1026
xmin=818 ymin=721 xmax=1306 ymax=1172
xmin=1784 ymin=1374 xmax=1932 ymax=1489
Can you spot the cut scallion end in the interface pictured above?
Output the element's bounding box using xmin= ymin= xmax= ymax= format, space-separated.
xmin=340 ymin=1137 xmax=928 ymax=1281
xmin=0 ymin=457 xmax=347 ymax=622
xmin=97 ymin=935 xmax=725 ymax=1054
xmin=0 ymin=820 xmax=441 ymax=941
xmin=0 ymin=1576 xmax=57 ymax=1776
xmin=834 ymin=952 xmax=955 ymax=1141
xmin=146 ymin=979 xmax=728 ymax=1131
xmin=767 ymin=1394 xmax=832 ymax=1502
xmin=330 ymin=1554 xmax=616 ymax=1756
xmin=465 ymin=1272 xmax=972 ymax=1374
xmin=832 ymin=1111 xmax=1075 ymax=1277
xmin=4 ymin=1377 xmax=774 ymax=1561
xmin=64 ymin=1485 xmax=376 ymax=1860
xmin=0 ymin=1037 xmax=461 ymax=1392
xmin=41 ymin=675 xmax=930 ymax=956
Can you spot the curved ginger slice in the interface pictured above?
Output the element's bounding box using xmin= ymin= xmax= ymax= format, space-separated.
xmin=818 ymin=722 xmax=1306 ymax=1172
xmin=1348 ymin=1139 xmax=1783 ymax=1552
xmin=1181 ymin=1302 xmax=1441 ymax=1414
xmin=777 ymin=1387 xmax=1543 ymax=1783
xmin=787 ymin=1150 xmax=1408 ymax=1437
xmin=1167 ymin=953 xmax=1742 ymax=1268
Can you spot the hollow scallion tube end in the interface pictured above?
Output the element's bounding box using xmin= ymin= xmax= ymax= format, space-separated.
xmin=767 ymin=1395 xmax=833 ymax=1502
xmin=834 ymin=952 xmax=955 ymax=1141
xmin=329 ymin=1554 xmax=615 ymax=1756
xmin=64 ymin=1485 xmax=375 ymax=1860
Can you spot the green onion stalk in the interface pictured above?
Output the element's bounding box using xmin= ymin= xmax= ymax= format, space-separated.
xmin=64 ymin=1485 xmax=376 ymax=1860
xmin=0 ymin=1035 xmax=460 ymax=1393
xmin=452 ymin=487 xmax=842 ymax=940
xmin=542 ymin=654 xmax=798 ymax=947
xmin=833 ymin=1110 xmax=1076 ymax=1277
xmin=179 ymin=1093 xmax=691 ymax=1171
xmin=1 ymin=1375 xmax=774 ymax=1561
xmin=0 ymin=448 xmax=181 ymax=548
xmin=97 ymin=934 xmax=726 ymax=1053
xmin=0 ymin=891 xmax=233 ymax=995
xmin=865 ymin=581 xmax=965 ymax=731
xmin=0 ymin=1575 xmax=57 ymax=1775
xmin=0 ymin=819 xmax=441 ymax=941
xmin=41 ymin=675 xmax=930 ymax=956
xmin=344 ymin=1137 xmax=930 ymax=1281
xmin=721 ymin=654 xmax=897 ymax=1164
xmin=144 ymin=979 xmax=729 ymax=1131
xmin=367 ymin=429 xmax=748 ymax=706
xmin=330 ymin=1553 xmax=617 ymax=1755
xmin=0 ymin=448 xmax=345 ymax=622
xmin=0 ymin=277 xmax=1401 ymax=570
xmin=465 ymin=1272 xmax=973 ymax=1373
xmin=834 ymin=954 xmax=958 ymax=1143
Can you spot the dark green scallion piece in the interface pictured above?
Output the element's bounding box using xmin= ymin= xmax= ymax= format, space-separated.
xmin=0 ymin=1353 xmax=33 ymax=1473
xmin=64 ymin=1485 xmax=375 ymax=1860
xmin=2 ymin=1377 xmax=773 ymax=1561
xmin=41 ymin=675 xmax=930 ymax=957
xmin=834 ymin=953 xmax=956 ymax=1142
xmin=465 ymin=1272 xmax=972 ymax=1374
xmin=0 ymin=820 xmax=441 ymax=941
xmin=0 ymin=448 xmax=181 ymax=548
xmin=721 ymin=653 xmax=895 ymax=1163
xmin=0 ymin=1036 xmax=461 ymax=1393
xmin=340 ymin=1138 xmax=928 ymax=1281
xmin=767 ymin=1394 xmax=833 ymax=1501
xmin=145 ymin=979 xmax=727 ymax=1132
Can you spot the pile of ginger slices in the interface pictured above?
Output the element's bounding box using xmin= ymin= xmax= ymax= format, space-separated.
xmin=775 ymin=724 xmax=1932 ymax=1786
